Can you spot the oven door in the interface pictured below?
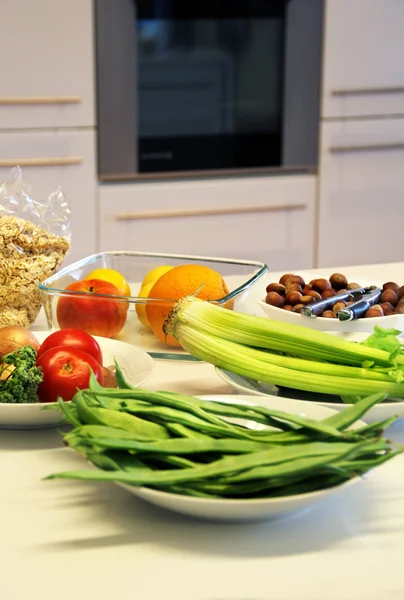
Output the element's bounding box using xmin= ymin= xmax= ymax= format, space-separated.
xmin=95 ymin=0 xmax=323 ymax=179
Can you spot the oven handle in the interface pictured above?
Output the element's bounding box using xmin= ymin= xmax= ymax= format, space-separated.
xmin=331 ymin=86 xmax=404 ymax=96
xmin=115 ymin=203 xmax=306 ymax=221
xmin=329 ymin=142 xmax=404 ymax=154
xmin=0 ymin=157 xmax=83 ymax=167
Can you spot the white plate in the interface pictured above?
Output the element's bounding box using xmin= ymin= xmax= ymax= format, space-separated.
xmin=258 ymin=277 xmax=404 ymax=335
xmin=0 ymin=332 xmax=155 ymax=430
xmin=216 ymin=368 xmax=404 ymax=425
xmin=116 ymin=394 xmax=363 ymax=523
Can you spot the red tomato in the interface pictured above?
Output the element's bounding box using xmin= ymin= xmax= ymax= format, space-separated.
xmin=37 ymin=329 xmax=103 ymax=366
xmin=36 ymin=346 xmax=104 ymax=403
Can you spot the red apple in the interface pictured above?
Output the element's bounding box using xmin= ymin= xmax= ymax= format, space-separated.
xmin=56 ymin=279 xmax=129 ymax=339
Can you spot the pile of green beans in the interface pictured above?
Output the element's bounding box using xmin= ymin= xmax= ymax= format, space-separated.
xmin=46 ymin=365 xmax=402 ymax=499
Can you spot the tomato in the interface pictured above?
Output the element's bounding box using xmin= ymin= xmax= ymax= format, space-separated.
xmin=37 ymin=329 xmax=103 ymax=366
xmin=36 ymin=346 xmax=104 ymax=403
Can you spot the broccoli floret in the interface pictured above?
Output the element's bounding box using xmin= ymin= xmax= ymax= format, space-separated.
xmin=0 ymin=345 xmax=43 ymax=403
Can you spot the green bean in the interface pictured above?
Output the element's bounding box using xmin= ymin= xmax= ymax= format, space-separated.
xmin=225 ymin=439 xmax=389 ymax=484
xmin=322 ymin=392 xmax=388 ymax=430
xmin=165 ymin=422 xmax=211 ymax=439
xmin=73 ymin=394 xmax=170 ymax=440
xmin=86 ymin=388 xmax=348 ymax=440
xmin=56 ymin=398 xmax=82 ymax=427
xmin=74 ymin=435 xmax=270 ymax=455
xmin=64 ymin=424 xmax=159 ymax=443
xmin=112 ymin=361 xmax=135 ymax=390
xmin=46 ymin=439 xmax=368 ymax=486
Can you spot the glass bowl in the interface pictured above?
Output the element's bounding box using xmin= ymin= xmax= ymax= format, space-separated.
xmin=39 ymin=251 xmax=268 ymax=355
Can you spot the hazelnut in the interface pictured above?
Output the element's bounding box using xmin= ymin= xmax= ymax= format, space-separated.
xmin=336 ymin=289 xmax=347 ymax=295
xmin=395 ymin=303 xmax=404 ymax=314
xmin=287 ymin=275 xmax=305 ymax=288
xmin=346 ymin=282 xmax=362 ymax=290
xmin=381 ymin=289 xmax=398 ymax=306
xmin=333 ymin=300 xmax=347 ymax=314
xmin=283 ymin=304 xmax=294 ymax=312
xmin=266 ymin=282 xmax=286 ymax=295
xmin=383 ymin=281 xmax=399 ymax=293
xmin=292 ymin=303 xmax=304 ymax=313
xmin=300 ymin=295 xmax=315 ymax=305
xmin=303 ymin=284 xmax=313 ymax=294
xmin=381 ymin=302 xmax=395 ymax=316
xmin=322 ymin=310 xmax=337 ymax=319
xmin=329 ymin=273 xmax=348 ymax=290
xmin=397 ymin=285 xmax=404 ymax=300
xmin=321 ymin=288 xmax=337 ymax=299
xmin=365 ymin=305 xmax=384 ymax=318
xmin=285 ymin=283 xmax=303 ymax=294
xmin=306 ymin=290 xmax=322 ymax=302
xmin=279 ymin=273 xmax=294 ymax=286
xmin=285 ymin=291 xmax=303 ymax=306
xmin=310 ymin=278 xmax=332 ymax=293
xmin=265 ymin=291 xmax=285 ymax=308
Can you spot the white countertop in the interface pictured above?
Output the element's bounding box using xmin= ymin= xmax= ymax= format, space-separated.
xmin=3 ymin=262 xmax=404 ymax=600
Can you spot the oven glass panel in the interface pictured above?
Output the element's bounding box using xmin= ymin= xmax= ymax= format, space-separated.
xmin=137 ymin=1 xmax=286 ymax=173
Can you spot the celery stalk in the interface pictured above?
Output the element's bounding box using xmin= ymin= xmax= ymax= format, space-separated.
xmin=173 ymin=323 xmax=404 ymax=398
xmin=164 ymin=296 xmax=403 ymax=368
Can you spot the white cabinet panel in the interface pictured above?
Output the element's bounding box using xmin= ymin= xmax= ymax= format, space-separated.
xmin=0 ymin=130 xmax=97 ymax=265
xmin=318 ymin=118 xmax=404 ymax=267
xmin=99 ymin=175 xmax=316 ymax=270
xmin=0 ymin=0 xmax=95 ymax=129
xmin=322 ymin=0 xmax=404 ymax=118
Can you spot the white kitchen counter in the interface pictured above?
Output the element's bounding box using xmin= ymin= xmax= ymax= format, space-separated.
xmin=2 ymin=262 xmax=404 ymax=600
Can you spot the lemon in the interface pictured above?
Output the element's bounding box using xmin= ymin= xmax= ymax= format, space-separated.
xmin=135 ymin=281 xmax=155 ymax=329
xmin=84 ymin=268 xmax=131 ymax=297
xmin=141 ymin=265 xmax=173 ymax=289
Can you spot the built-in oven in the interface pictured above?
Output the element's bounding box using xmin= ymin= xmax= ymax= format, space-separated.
xmin=95 ymin=0 xmax=323 ymax=179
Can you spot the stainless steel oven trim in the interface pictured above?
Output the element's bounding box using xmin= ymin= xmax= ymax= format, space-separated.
xmin=95 ymin=0 xmax=137 ymax=176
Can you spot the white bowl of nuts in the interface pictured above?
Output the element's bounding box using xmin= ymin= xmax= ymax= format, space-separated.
xmin=258 ymin=272 xmax=404 ymax=334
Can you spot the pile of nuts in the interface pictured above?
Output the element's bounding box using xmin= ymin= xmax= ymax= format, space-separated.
xmin=264 ymin=273 xmax=404 ymax=319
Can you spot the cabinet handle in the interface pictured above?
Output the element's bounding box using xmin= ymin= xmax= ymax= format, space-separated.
xmin=329 ymin=142 xmax=404 ymax=154
xmin=115 ymin=203 xmax=306 ymax=221
xmin=0 ymin=157 xmax=83 ymax=167
xmin=0 ymin=96 xmax=81 ymax=105
xmin=331 ymin=86 xmax=404 ymax=97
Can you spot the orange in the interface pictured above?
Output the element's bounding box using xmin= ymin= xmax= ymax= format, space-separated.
xmin=84 ymin=268 xmax=131 ymax=297
xmin=146 ymin=264 xmax=231 ymax=347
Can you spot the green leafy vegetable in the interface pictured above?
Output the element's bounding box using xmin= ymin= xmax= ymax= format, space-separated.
xmin=0 ymin=345 xmax=43 ymax=403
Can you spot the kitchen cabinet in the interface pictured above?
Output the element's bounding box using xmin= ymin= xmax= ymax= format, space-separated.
xmin=0 ymin=130 xmax=97 ymax=265
xmin=0 ymin=0 xmax=95 ymax=129
xmin=317 ymin=117 xmax=404 ymax=268
xmin=322 ymin=0 xmax=404 ymax=119
xmin=99 ymin=174 xmax=316 ymax=270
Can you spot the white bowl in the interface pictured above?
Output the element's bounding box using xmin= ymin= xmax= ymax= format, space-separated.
xmin=258 ymin=298 xmax=404 ymax=335
xmin=115 ymin=395 xmax=365 ymax=523
xmin=0 ymin=332 xmax=154 ymax=430
xmin=216 ymin=368 xmax=404 ymax=425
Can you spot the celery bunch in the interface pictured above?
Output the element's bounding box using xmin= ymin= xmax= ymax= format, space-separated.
xmin=163 ymin=296 xmax=404 ymax=400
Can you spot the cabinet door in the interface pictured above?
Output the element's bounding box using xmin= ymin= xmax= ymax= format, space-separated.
xmin=317 ymin=118 xmax=404 ymax=267
xmin=99 ymin=174 xmax=316 ymax=271
xmin=0 ymin=0 xmax=95 ymax=129
xmin=0 ymin=130 xmax=97 ymax=265
xmin=322 ymin=0 xmax=404 ymax=118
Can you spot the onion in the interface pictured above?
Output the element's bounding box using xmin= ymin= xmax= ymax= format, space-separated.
xmin=0 ymin=326 xmax=40 ymax=360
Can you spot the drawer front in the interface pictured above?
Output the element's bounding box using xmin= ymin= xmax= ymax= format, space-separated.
xmin=0 ymin=130 xmax=97 ymax=265
xmin=99 ymin=175 xmax=316 ymax=270
xmin=322 ymin=0 xmax=404 ymax=118
xmin=318 ymin=118 xmax=404 ymax=267
xmin=0 ymin=0 xmax=95 ymax=129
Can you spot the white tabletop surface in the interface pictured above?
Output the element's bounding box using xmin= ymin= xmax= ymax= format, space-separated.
xmin=2 ymin=262 xmax=404 ymax=600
